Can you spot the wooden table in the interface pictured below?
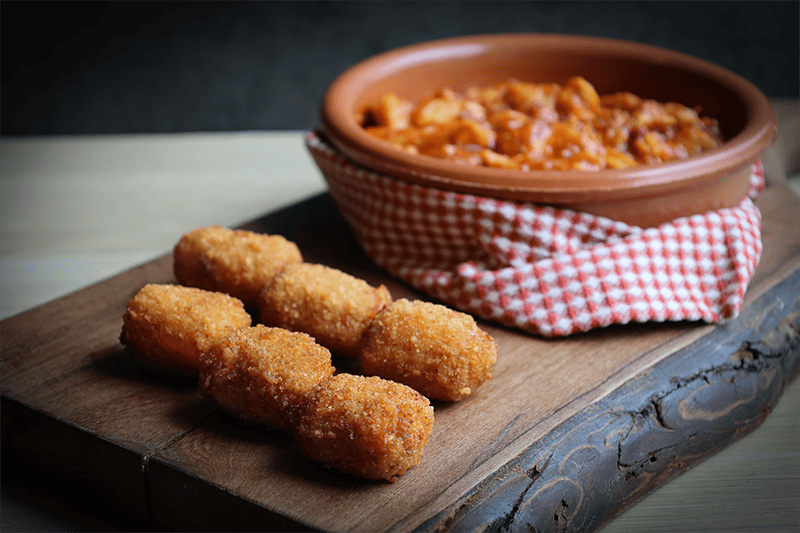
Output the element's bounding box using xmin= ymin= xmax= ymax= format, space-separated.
xmin=2 ymin=100 xmax=798 ymax=532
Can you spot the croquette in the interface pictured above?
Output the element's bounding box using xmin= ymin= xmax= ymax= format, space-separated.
xmin=120 ymin=284 xmax=251 ymax=376
xmin=358 ymin=299 xmax=498 ymax=401
xmin=294 ymin=373 xmax=434 ymax=482
xmin=199 ymin=325 xmax=335 ymax=430
xmin=173 ymin=225 xmax=303 ymax=308
xmin=259 ymin=263 xmax=392 ymax=357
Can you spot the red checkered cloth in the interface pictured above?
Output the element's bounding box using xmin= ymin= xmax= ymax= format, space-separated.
xmin=306 ymin=132 xmax=764 ymax=337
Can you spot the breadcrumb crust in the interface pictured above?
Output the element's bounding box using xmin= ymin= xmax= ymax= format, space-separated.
xmin=359 ymin=298 xmax=498 ymax=401
xmin=199 ymin=325 xmax=335 ymax=430
xmin=173 ymin=225 xmax=302 ymax=308
xmin=120 ymin=283 xmax=251 ymax=376
xmin=295 ymin=373 xmax=434 ymax=482
xmin=259 ymin=262 xmax=392 ymax=356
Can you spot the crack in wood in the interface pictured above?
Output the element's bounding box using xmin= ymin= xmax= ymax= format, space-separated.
xmin=499 ymin=454 xmax=552 ymax=533
xmin=499 ymin=473 xmax=537 ymax=532
xmin=617 ymin=431 xmax=699 ymax=471
xmin=667 ymin=322 xmax=799 ymax=392
xmin=650 ymin=397 xmax=673 ymax=431
xmin=140 ymin=414 xmax=214 ymax=474
xmin=552 ymin=498 xmax=570 ymax=531
xmin=138 ymin=409 xmax=219 ymax=523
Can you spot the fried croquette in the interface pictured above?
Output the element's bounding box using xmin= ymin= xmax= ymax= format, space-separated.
xmin=199 ymin=325 xmax=335 ymax=430
xmin=173 ymin=225 xmax=303 ymax=308
xmin=294 ymin=373 xmax=434 ymax=482
xmin=259 ymin=263 xmax=392 ymax=357
xmin=120 ymin=284 xmax=251 ymax=376
xmin=359 ymin=299 xmax=498 ymax=401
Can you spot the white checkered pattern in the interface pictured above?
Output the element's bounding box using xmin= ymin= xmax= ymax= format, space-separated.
xmin=307 ymin=132 xmax=764 ymax=337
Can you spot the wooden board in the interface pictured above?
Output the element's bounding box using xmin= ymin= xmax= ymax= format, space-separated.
xmin=2 ymin=163 xmax=799 ymax=532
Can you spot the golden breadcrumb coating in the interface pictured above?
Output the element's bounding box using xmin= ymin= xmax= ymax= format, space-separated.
xmin=199 ymin=325 xmax=335 ymax=430
xmin=358 ymin=299 xmax=498 ymax=401
xmin=120 ymin=284 xmax=251 ymax=376
xmin=259 ymin=263 xmax=392 ymax=357
xmin=294 ymin=373 xmax=434 ymax=482
xmin=173 ymin=225 xmax=303 ymax=308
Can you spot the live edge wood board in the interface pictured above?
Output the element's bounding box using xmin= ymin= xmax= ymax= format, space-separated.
xmin=3 ymin=154 xmax=799 ymax=531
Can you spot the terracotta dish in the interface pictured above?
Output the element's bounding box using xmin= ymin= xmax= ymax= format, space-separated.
xmin=319 ymin=34 xmax=778 ymax=227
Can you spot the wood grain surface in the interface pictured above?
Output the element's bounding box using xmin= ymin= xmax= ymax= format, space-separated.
xmin=2 ymin=104 xmax=798 ymax=532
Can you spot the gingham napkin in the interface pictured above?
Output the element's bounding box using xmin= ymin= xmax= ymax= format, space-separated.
xmin=306 ymin=132 xmax=764 ymax=337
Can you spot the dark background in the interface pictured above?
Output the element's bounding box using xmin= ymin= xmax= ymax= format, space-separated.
xmin=2 ymin=1 xmax=798 ymax=136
